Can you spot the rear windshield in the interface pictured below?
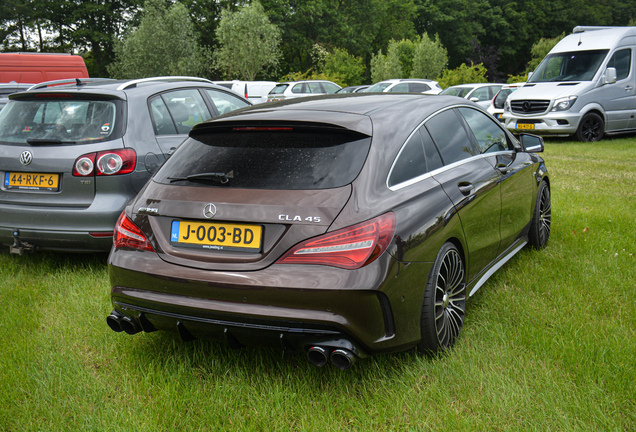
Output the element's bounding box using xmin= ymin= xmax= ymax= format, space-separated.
xmin=269 ymin=85 xmax=288 ymax=95
xmin=440 ymin=87 xmax=472 ymax=97
xmin=154 ymin=127 xmax=372 ymax=190
xmin=0 ymin=96 xmax=124 ymax=145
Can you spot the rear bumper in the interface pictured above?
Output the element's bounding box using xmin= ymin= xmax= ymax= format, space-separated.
xmin=0 ymin=193 xmax=130 ymax=252
xmin=108 ymin=249 xmax=427 ymax=355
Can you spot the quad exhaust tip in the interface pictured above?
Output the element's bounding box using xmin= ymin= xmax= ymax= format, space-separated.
xmin=106 ymin=310 xmax=142 ymax=335
xmin=307 ymin=346 xmax=357 ymax=370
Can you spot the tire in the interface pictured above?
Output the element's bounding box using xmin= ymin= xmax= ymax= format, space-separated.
xmin=528 ymin=181 xmax=551 ymax=249
xmin=417 ymin=242 xmax=466 ymax=354
xmin=575 ymin=112 xmax=604 ymax=142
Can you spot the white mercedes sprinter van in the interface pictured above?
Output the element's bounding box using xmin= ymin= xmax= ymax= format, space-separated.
xmin=502 ymin=26 xmax=636 ymax=141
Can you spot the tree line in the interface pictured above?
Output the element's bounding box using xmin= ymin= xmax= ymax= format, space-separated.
xmin=1 ymin=0 xmax=635 ymax=85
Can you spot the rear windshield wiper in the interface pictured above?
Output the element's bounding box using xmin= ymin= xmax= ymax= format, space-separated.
xmin=168 ymin=171 xmax=234 ymax=184
xmin=26 ymin=139 xmax=77 ymax=145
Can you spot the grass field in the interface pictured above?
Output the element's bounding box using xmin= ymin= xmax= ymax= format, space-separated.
xmin=1 ymin=137 xmax=635 ymax=431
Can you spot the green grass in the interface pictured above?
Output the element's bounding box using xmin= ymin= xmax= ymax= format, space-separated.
xmin=1 ymin=136 xmax=635 ymax=431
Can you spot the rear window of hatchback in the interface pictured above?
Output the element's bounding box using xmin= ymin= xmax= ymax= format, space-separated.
xmin=0 ymin=95 xmax=125 ymax=145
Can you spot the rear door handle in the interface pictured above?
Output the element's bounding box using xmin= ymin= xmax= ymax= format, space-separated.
xmin=458 ymin=183 xmax=474 ymax=196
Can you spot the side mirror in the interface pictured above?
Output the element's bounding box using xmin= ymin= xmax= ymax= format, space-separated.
xmin=470 ymin=97 xmax=479 ymax=102
xmin=603 ymin=67 xmax=617 ymax=85
xmin=528 ymin=71 xmax=534 ymax=80
xmin=519 ymin=134 xmax=544 ymax=153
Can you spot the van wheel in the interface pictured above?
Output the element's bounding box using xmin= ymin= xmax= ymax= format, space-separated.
xmin=417 ymin=242 xmax=466 ymax=355
xmin=575 ymin=113 xmax=604 ymax=142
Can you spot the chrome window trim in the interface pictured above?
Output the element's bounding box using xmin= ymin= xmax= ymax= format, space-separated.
xmin=387 ymin=104 xmax=509 ymax=191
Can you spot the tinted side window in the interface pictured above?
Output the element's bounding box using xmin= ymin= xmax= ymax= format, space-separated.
xmin=388 ymin=131 xmax=427 ymax=187
xmin=292 ymin=84 xmax=304 ymax=94
xmin=425 ymin=109 xmax=477 ymax=164
xmin=409 ymin=83 xmax=430 ymax=93
xmin=389 ymin=83 xmax=409 ymax=92
xmin=608 ymin=49 xmax=631 ymax=80
xmin=420 ymin=128 xmax=443 ymax=172
xmin=458 ymin=107 xmax=509 ymax=153
xmin=163 ymin=89 xmax=212 ymax=132
xmin=321 ymin=82 xmax=340 ymax=93
xmin=307 ymin=82 xmax=323 ymax=93
xmin=470 ymin=87 xmax=491 ymax=101
xmin=149 ymin=97 xmax=177 ymax=135
xmin=205 ymin=89 xmax=249 ymax=115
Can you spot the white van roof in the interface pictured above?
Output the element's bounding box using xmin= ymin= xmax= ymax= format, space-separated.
xmin=554 ymin=26 xmax=636 ymax=53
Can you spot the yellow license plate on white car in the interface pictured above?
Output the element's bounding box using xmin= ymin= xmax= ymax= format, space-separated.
xmin=170 ymin=220 xmax=262 ymax=252
xmin=516 ymin=123 xmax=535 ymax=130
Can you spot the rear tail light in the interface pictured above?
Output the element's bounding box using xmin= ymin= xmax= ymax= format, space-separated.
xmin=113 ymin=212 xmax=155 ymax=252
xmin=276 ymin=212 xmax=396 ymax=269
xmin=73 ymin=149 xmax=136 ymax=176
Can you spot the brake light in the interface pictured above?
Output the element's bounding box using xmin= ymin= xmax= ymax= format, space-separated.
xmin=276 ymin=212 xmax=396 ymax=269
xmin=113 ymin=212 xmax=155 ymax=252
xmin=72 ymin=149 xmax=136 ymax=176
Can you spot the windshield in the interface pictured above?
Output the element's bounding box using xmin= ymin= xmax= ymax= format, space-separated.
xmin=440 ymin=87 xmax=473 ymax=97
xmin=365 ymin=82 xmax=392 ymax=92
xmin=0 ymin=97 xmax=124 ymax=145
xmin=529 ymin=50 xmax=609 ymax=82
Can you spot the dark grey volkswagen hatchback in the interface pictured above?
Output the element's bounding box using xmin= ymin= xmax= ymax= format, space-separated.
xmin=107 ymin=93 xmax=551 ymax=369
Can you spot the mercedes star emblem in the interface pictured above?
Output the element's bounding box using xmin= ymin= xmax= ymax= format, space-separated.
xmin=203 ymin=203 xmax=217 ymax=219
xmin=522 ymin=101 xmax=532 ymax=112
xmin=20 ymin=150 xmax=33 ymax=166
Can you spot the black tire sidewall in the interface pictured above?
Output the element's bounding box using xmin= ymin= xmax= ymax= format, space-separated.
xmin=575 ymin=112 xmax=604 ymax=142
xmin=528 ymin=180 xmax=550 ymax=249
xmin=417 ymin=242 xmax=463 ymax=354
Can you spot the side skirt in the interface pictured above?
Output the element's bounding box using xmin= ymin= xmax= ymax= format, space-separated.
xmin=468 ymin=238 xmax=527 ymax=297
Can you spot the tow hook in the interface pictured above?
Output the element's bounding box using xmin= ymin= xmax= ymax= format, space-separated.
xmin=10 ymin=229 xmax=36 ymax=255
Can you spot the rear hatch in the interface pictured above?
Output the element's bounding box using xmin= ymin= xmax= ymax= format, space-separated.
xmin=140 ymin=121 xmax=373 ymax=271
xmin=0 ymin=92 xmax=126 ymax=208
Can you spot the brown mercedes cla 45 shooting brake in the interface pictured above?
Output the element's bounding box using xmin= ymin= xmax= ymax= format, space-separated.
xmin=107 ymin=93 xmax=551 ymax=369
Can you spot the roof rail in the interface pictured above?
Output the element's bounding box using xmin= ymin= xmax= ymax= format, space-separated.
xmin=27 ymin=78 xmax=115 ymax=91
xmin=116 ymin=76 xmax=213 ymax=91
xmin=573 ymin=26 xmax=619 ymax=33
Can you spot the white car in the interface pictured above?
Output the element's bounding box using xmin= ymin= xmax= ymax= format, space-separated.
xmin=440 ymin=83 xmax=504 ymax=108
xmin=231 ymin=81 xmax=278 ymax=105
xmin=267 ymin=80 xmax=341 ymax=102
xmin=364 ymin=79 xmax=442 ymax=95
xmin=488 ymin=83 xmax=525 ymax=122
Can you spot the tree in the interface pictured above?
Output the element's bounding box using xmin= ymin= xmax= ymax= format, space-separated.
xmin=323 ymin=48 xmax=365 ymax=86
xmin=370 ymin=42 xmax=403 ymax=82
xmin=437 ymin=62 xmax=488 ymax=88
xmin=108 ymin=0 xmax=208 ymax=79
xmin=526 ymin=33 xmax=566 ymax=72
xmin=411 ymin=33 xmax=447 ymax=79
xmin=213 ymin=1 xmax=281 ymax=80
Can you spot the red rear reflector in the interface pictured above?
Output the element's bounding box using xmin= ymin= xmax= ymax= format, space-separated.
xmin=232 ymin=127 xmax=293 ymax=131
xmin=113 ymin=212 xmax=155 ymax=252
xmin=276 ymin=212 xmax=396 ymax=269
xmin=89 ymin=231 xmax=114 ymax=238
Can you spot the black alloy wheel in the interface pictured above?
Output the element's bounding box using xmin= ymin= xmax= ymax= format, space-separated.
xmin=575 ymin=112 xmax=604 ymax=142
xmin=528 ymin=181 xmax=551 ymax=249
xmin=418 ymin=242 xmax=466 ymax=354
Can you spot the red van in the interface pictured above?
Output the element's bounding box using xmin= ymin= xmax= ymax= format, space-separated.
xmin=0 ymin=52 xmax=89 ymax=83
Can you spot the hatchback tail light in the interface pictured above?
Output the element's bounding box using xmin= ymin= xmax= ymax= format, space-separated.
xmin=276 ymin=212 xmax=396 ymax=269
xmin=113 ymin=212 xmax=155 ymax=252
xmin=73 ymin=149 xmax=136 ymax=176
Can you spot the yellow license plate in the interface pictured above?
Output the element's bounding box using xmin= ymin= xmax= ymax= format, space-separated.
xmin=516 ymin=123 xmax=535 ymax=130
xmin=170 ymin=220 xmax=262 ymax=251
xmin=4 ymin=172 xmax=60 ymax=191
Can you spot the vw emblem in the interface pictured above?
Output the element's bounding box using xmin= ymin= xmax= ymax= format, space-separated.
xmin=203 ymin=203 xmax=217 ymax=219
xmin=20 ymin=150 xmax=33 ymax=166
xmin=522 ymin=101 xmax=532 ymax=112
